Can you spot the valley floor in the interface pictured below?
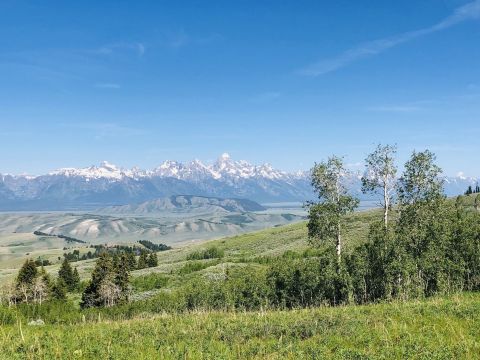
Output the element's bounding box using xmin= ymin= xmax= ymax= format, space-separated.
xmin=1 ymin=293 xmax=479 ymax=359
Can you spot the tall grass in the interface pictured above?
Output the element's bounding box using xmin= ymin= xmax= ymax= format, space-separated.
xmin=1 ymin=293 xmax=479 ymax=359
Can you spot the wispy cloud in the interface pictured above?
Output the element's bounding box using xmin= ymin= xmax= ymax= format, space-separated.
xmin=96 ymin=42 xmax=146 ymax=57
xmin=94 ymin=83 xmax=121 ymax=89
xmin=299 ymin=0 xmax=480 ymax=76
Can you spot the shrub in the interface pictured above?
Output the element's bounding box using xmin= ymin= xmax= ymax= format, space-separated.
xmin=177 ymin=261 xmax=219 ymax=275
xmin=132 ymin=274 xmax=169 ymax=292
xmin=186 ymin=246 xmax=224 ymax=260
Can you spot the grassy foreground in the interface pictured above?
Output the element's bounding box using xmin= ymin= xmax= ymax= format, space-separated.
xmin=1 ymin=293 xmax=479 ymax=359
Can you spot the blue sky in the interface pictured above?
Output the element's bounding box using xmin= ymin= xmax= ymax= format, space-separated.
xmin=1 ymin=0 xmax=480 ymax=176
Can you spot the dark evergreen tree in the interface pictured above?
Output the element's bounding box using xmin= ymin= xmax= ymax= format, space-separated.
xmin=147 ymin=252 xmax=158 ymax=267
xmin=51 ymin=278 xmax=67 ymax=300
xmin=112 ymin=253 xmax=120 ymax=270
xmin=114 ymin=253 xmax=130 ymax=303
xmin=58 ymin=258 xmax=76 ymax=291
xmin=126 ymin=252 xmax=137 ymax=271
xmin=81 ymin=253 xmax=113 ymax=308
xmin=39 ymin=266 xmax=52 ymax=288
xmin=16 ymin=259 xmax=38 ymax=287
xmin=72 ymin=267 xmax=80 ymax=291
xmin=137 ymin=251 xmax=148 ymax=270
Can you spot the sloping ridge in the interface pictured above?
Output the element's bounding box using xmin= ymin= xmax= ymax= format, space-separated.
xmin=96 ymin=195 xmax=266 ymax=215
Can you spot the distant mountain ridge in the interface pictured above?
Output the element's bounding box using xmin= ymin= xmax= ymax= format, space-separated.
xmin=96 ymin=195 xmax=266 ymax=215
xmin=0 ymin=153 xmax=477 ymax=211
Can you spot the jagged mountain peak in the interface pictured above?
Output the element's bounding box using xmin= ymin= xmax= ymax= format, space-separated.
xmin=1 ymin=155 xmax=478 ymax=211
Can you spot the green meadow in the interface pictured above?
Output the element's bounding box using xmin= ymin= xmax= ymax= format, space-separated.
xmin=1 ymin=293 xmax=479 ymax=359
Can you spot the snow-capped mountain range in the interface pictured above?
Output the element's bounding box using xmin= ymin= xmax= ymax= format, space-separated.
xmin=46 ymin=154 xmax=296 ymax=181
xmin=0 ymin=154 xmax=311 ymax=210
xmin=0 ymin=153 xmax=477 ymax=211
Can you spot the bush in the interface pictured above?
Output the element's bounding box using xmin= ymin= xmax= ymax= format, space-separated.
xmin=177 ymin=261 xmax=219 ymax=275
xmin=132 ymin=274 xmax=169 ymax=292
xmin=186 ymin=246 xmax=224 ymax=260
xmin=268 ymin=250 xmax=350 ymax=308
xmin=167 ymin=265 xmax=271 ymax=311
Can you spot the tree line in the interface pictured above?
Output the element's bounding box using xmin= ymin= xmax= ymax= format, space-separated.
xmin=1 ymin=258 xmax=80 ymax=305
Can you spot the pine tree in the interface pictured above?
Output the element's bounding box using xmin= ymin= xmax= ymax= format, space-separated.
xmin=114 ymin=254 xmax=130 ymax=303
xmin=81 ymin=253 xmax=113 ymax=308
xmin=58 ymin=258 xmax=76 ymax=292
xmin=112 ymin=253 xmax=120 ymax=269
xmin=38 ymin=266 xmax=52 ymax=296
xmin=16 ymin=259 xmax=38 ymax=302
xmin=147 ymin=252 xmax=158 ymax=267
xmin=126 ymin=252 xmax=137 ymax=271
xmin=51 ymin=278 xmax=67 ymax=300
xmin=16 ymin=259 xmax=38 ymax=287
xmin=137 ymin=252 xmax=148 ymax=269
xmin=72 ymin=267 xmax=80 ymax=291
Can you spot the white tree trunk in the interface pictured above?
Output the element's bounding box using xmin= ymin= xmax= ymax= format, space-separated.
xmin=336 ymin=224 xmax=342 ymax=262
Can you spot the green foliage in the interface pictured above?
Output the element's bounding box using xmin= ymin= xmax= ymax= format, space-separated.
xmin=51 ymin=278 xmax=67 ymax=300
xmin=81 ymin=253 xmax=118 ymax=308
xmin=34 ymin=258 xmax=52 ymax=267
xmin=16 ymin=259 xmax=37 ymax=287
xmin=307 ymin=155 xmax=359 ymax=260
xmin=58 ymin=258 xmax=78 ymax=292
xmin=361 ymin=144 xmax=397 ymax=227
xmin=179 ymin=265 xmax=270 ymax=311
xmin=138 ymin=240 xmax=172 ymax=252
xmin=114 ymin=254 xmax=130 ymax=304
xmin=177 ymin=260 xmax=218 ymax=275
xmin=131 ymin=273 xmax=169 ymax=292
xmin=186 ymin=246 xmax=224 ymax=260
xmin=147 ymin=252 xmax=158 ymax=267
xmin=125 ymin=252 xmax=137 ymax=271
xmin=397 ymin=150 xmax=444 ymax=205
xmin=137 ymin=252 xmax=148 ymax=270
xmin=268 ymin=250 xmax=350 ymax=307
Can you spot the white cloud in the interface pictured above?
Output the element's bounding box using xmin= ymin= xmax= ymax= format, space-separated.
xmin=97 ymin=42 xmax=146 ymax=57
xmin=299 ymin=0 xmax=480 ymax=76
